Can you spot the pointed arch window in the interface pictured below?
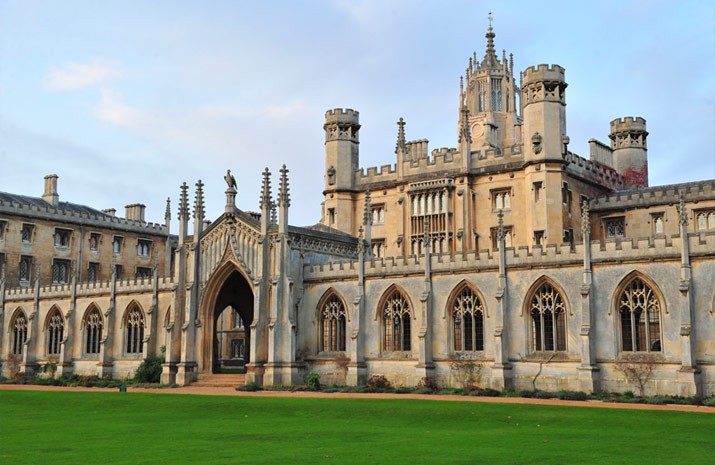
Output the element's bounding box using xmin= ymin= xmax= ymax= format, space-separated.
xmin=11 ymin=311 xmax=28 ymax=355
xmin=619 ymin=277 xmax=661 ymax=352
xmin=125 ymin=306 xmax=145 ymax=354
xmin=382 ymin=290 xmax=411 ymax=352
xmin=530 ymin=282 xmax=566 ymax=351
xmin=452 ymin=287 xmax=484 ymax=352
xmin=85 ymin=307 xmax=103 ymax=355
xmin=47 ymin=309 xmax=64 ymax=356
xmin=320 ymin=294 xmax=346 ymax=352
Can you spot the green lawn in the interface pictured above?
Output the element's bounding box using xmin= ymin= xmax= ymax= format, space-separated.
xmin=0 ymin=390 xmax=713 ymax=464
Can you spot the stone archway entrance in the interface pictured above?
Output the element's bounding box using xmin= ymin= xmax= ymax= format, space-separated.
xmin=202 ymin=267 xmax=254 ymax=374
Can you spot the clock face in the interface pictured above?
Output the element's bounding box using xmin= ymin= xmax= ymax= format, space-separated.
xmin=472 ymin=122 xmax=486 ymax=142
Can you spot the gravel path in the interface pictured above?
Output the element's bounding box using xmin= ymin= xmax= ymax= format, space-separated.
xmin=1 ymin=384 xmax=713 ymax=413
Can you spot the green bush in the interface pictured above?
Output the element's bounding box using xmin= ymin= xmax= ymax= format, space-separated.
xmin=469 ymin=388 xmax=501 ymax=397
xmin=394 ymin=386 xmax=412 ymax=394
xmin=305 ymin=372 xmax=321 ymax=391
xmin=557 ymin=390 xmax=589 ymax=401
xmin=703 ymin=397 xmax=715 ymax=407
xmin=237 ymin=382 xmax=261 ymax=392
xmin=134 ymin=354 xmax=164 ymax=383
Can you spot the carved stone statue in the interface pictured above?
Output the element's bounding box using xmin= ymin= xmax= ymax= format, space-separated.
xmin=224 ymin=169 xmax=237 ymax=189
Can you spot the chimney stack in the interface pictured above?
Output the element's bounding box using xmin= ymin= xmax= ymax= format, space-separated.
xmin=125 ymin=204 xmax=146 ymax=222
xmin=42 ymin=174 xmax=59 ymax=206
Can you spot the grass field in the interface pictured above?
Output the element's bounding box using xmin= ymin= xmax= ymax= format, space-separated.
xmin=1 ymin=390 xmax=713 ymax=464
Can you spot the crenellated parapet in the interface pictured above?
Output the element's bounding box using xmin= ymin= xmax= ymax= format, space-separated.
xmin=0 ymin=197 xmax=169 ymax=235
xmin=564 ymin=151 xmax=624 ymax=190
xmin=4 ymin=275 xmax=176 ymax=302
xmin=591 ymin=180 xmax=715 ymax=212
xmin=303 ymin=231 xmax=715 ymax=283
xmin=609 ymin=117 xmax=648 ymax=150
xmin=521 ymin=64 xmax=567 ymax=105
xmin=324 ymin=108 xmax=360 ymax=143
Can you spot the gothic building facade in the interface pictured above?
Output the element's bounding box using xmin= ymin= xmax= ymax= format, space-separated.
xmin=1 ymin=26 xmax=714 ymax=396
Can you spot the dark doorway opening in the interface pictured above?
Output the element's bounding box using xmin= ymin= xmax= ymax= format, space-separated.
xmin=213 ymin=270 xmax=253 ymax=373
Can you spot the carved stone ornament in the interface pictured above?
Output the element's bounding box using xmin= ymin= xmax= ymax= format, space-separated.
xmin=327 ymin=166 xmax=336 ymax=186
xmin=531 ymin=132 xmax=542 ymax=154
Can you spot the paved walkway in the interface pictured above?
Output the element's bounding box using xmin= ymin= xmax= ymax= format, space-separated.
xmin=1 ymin=384 xmax=713 ymax=413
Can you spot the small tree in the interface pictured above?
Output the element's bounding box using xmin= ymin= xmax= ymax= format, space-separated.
xmin=135 ymin=353 xmax=164 ymax=383
xmin=614 ymin=354 xmax=658 ymax=397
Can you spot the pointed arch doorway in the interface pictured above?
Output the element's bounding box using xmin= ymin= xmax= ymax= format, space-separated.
xmin=201 ymin=265 xmax=254 ymax=374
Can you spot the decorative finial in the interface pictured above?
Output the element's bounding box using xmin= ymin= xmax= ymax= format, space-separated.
xmin=260 ymin=168 xmax=272 ymax=210
xmin=423 ymin=217 xmax=431 ymax=244
xmin=179 ymin=182 xmax=189 ymax=220
xmin=193 ymin=180 xmax=205 ymax=220
xmin=581 ymin=199 xmax=591 ymax=236
xmin=357 ymin=226 xmax=364 ymax=255
xmin=459 ymin=107 xmax=472 ymax=144
xmin=279 ymin=164 xmax=290 ymax=208
xmin=164 ymin=197 xmax=171 ymax=221
xmin=363 ymin=190 xmax=372 ymax=226
xmin=270 ymin=200 xmax=277 ymax=225
xmin=488 ymin=11 xmax=493 ymax=28
xmin=677 ymin=195 xmax=688 ymax=226
xmin=497 ymin=209 xmax=505 ymax=241
xmin=395 ymin=117 xmax=406 ymax=155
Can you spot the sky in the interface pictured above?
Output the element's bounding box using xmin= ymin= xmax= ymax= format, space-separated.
xmin=1 ymin=0 xmax=714 ymax=229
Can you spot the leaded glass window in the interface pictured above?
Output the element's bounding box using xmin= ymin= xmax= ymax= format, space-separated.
xmin=452 ymin=287 xmax=484 ymax=352
xmin=530 ymin=282 xmax=566 ymax=351
xmin=619 ymin=278 xmax=661 ymax=352
xmin=320 ymin=294 xmax=346 ymax=352
xmin=47 ymin=309 xmax=64 ymax=356
xmin=11 ymin=311 xmax=27 ymax=355
xmin=125 ymin=306 xmax=145 ymax=354
xmin=383 ymin=290 xmax=411 ymax=352
xmin=85 ymin=308 xmax=103 ymax=355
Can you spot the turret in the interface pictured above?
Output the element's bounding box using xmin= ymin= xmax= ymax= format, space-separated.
xmin=609 ymin=117 xmax=648 ymax=189
xmin=322 ymin=108 xmax=360 ymax=233
xmin=521 ymin=64 xmax=568 ymax=163
xmin=324 ymin=108 xmax=360 ymax=191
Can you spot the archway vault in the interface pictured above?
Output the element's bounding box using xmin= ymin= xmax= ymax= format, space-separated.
xmin=199 ymin=259 xmax=255 ymax=373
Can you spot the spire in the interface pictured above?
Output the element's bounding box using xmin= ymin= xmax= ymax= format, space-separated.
xmin=581 ymin=199 xmax=591 ymax=237
xmin=179 ymin=182 xmax=189 ymax=222
xmin=278 ymin=164 xmax=290 ymax=208
xmin=395 ymin=117 xmax=406 ymax=156
xmin=193 ymin=180 xmax=205 ymax=222
xmin=164 ymin=197 xmax=171 ymax=222
xmin=483 ymin=11 xmax=498 ymax=68
xmin=260 ymin=168 xmax=272 ymax=211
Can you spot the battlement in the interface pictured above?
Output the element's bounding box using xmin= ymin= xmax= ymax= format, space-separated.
xmin=610 ymin=116 xmax=647 ymax=133
xmin=0 ymin=197 xmax=169 ymax=235
xmin=303 ymin=232 xmax=715 ymax=282
xmin=522 ymin=64 xmax=566 ymax=84
xmin=591 ymin=180 xmax=715 ymax=211
xmin=564 ymin=151 xmax=624 ymax=190
xmin=3 ymin=275 xmax=176 ymax=301
xmin=325 ymin=108 xmax=360 ymax=124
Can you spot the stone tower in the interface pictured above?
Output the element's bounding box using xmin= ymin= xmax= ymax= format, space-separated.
xmin=323 ymin=108 xmax=360 ymax=232
xmin=610 ymin=117 xmax=648 ymax=189
xmin=521 ymin=64 xmax=571 ymax=245
xmin=460 ymin=24 xmax=520 ymax=156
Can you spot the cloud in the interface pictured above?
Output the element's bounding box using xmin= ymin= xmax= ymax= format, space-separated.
xmin=43 ymin=61 xmax=119 ymax=91
xmin=96 ymin=88 xmax=143 ymax=128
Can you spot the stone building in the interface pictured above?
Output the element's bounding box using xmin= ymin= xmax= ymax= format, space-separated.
xmin=1 ymin=25 xmax=714 ymax=396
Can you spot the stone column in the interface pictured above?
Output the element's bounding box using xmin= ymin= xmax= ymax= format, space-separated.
xmin=577 ymin=200 xmax=599 ymax=392
xmin=491 ymin=210 xmax=511 ymax=389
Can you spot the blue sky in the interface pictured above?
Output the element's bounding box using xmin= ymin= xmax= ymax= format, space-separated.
xmin=1 ymin=0 xmax=713 ymax=228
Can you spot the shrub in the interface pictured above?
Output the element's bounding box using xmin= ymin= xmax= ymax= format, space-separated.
xmin=305 ymin=372 xmax=322 ymax=391
xmin=557 ymin=390 xmax=589 ymax=401
xmin=703 ymin=397 xmax=715 ymax=407
xmin=134 ymin=354 xmax=164 ymax=383
xmin=413 ymin=388 xmax=434 ymax=395
xmin=469 ymin=387 xmax=501 ymax=397
xmin=534 ymin=390 xmax=556 ymax=399
xmin=394 ymin=386 xmax=412 ymax=394
xmin=417 ymin=376 xmax=440 ymax=393
xmin=237 ymin=382 xmax=261 ymax=392
xmin=366 ymin=375 xmax=392 ymax=392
